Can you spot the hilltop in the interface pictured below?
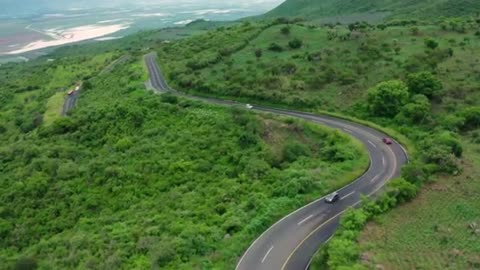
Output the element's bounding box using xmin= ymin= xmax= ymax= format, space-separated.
xmin=263 ymin=0 xmax=480 ymax=22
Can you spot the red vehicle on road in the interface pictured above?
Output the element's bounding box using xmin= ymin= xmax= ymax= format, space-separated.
xmin=383 ymin=138 xmax=393 ymax=145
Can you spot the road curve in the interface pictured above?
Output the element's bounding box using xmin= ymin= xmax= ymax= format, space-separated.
xmin=144 ymin=53 xmax=408 ymax=270
xmin=62 ymin=91 xmax=79 ymax=116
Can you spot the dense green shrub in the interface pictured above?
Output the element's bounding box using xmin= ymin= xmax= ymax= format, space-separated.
xmin=396 ymin=94 xmax=431 ymax=124
xmin=406 ymin=72 xmax=443 ymax=98
xmin=268 ymin=43 xmax=284 ymax=52
xmin=425 ymin=38 xmax=439 ymax=49
xmin=288 ymin=38 xmax=303 ymax=49
xmin=281 ymin=26 xmax=290 ymax=35
xmin=367 ymin=80 xmax=410 ymax=117
xmin=458 ymin=106 xmax=480 ymax=131
xmin=387 ymin=178 xmax=418 ymax=203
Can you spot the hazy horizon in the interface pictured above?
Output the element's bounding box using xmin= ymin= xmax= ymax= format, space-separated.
xmin=0 ymin=0 xmax=284 ymax=60
xmin=1 ymin=0 xmax=284 ymax=17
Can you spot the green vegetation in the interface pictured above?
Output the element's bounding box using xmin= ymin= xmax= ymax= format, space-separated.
xmin=43 ymin=91 xmax=65 ymax=125
xmin=1 ymin=1 xmax=480 ymax=269
xmin=0 ymin=27 xmax=369 ymax=269
xmin=358 ymin=139 xmax=480 ymax=269
xmin=262 ymin=0 xmax=480 ymax=22
xmin=161 ymin=20 xmax=480 ymax=112
xmin=148 ymin=14 xmax=480 ymax=270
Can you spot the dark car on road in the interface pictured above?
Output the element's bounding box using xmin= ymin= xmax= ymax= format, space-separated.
xmin=383 ymin=138 xmax=393 ymax=145
xmin=325 ymin=192 xmax=340 ymax=204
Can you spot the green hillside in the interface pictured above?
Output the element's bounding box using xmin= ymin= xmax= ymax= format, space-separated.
xmin=264 ymin=0 xmax=480 ymax=22
xmin=156 ymin=18 xmax=480 ymax=269
xmin=0 ymin=25 xmax=369 ymax=269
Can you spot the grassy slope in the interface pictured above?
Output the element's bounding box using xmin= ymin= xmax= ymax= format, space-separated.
xmin=156 ymin=18 xmax=480 ymax=269
xmin=358 ymin=138 xmax=480 ymax=269
xmin=43 ymin=91 xmax=65 ymax=125
xmin=263 ymin=0 xmax=480 ymax=21
xmin=165 ymin=22 xmax=480 ymax=113
xmin=0 ymin=35 xmax=369 ymax=270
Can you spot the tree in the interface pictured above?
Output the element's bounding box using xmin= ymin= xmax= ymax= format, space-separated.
xmin=288 ymin=38 xmax=303 ymax=49
xmin=367 ymin=80 xmax=410 ymax=117
xmin=406 ymin=72 xmax=442 ymax=98
xmin=410 ymin=26 xmax=420 ymax=35
xmin=459 ymin=106 xmax=480 ymax=131
xmin=436 ymin=131 xmax=463 ymax=158
xmin=425 ymin=38 xmax=439 ymax=50
xmin=327 ymin=238 xmax=359 ymax=269
xmin=377 ymin=24 xmax=387 ymax=30
xmin=387 ymin=178 xmax=418 ymax=203
xmin=281 ymin=26 xmax=290 ymax=35
xmin=402 ymin=162 xmax=430 ymax=184
xmin=254 ymin=48 xmax=263 ymax=59
xmin=398 ymin=94 xmax=431 ymax=124
xmin=394 ymin=47 xmax=401 ymax=55
xmin=268 ymin=43 xmax=283 ymax=52
xmin=340 ymin=209 xmax=368 ymax=231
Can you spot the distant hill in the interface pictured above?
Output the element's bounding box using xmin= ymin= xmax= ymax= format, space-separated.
xmin=263 ymin=0 xmax=480 ymax=21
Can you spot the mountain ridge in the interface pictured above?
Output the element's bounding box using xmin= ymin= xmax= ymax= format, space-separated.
xmin=263 ymin=0 xmax=480 ymax=21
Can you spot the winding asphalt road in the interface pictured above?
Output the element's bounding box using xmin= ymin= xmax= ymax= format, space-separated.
xmin=62 ymin=91 xmax=79 ymax=116
xmin=144 ymin=53 xmax=408 ymax=270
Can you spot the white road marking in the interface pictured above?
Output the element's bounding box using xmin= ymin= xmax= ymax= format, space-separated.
xmin=261 ymin=246 xmax=274 ymax=263
xmin=343 ymin=128 xmax=352 ymax=133
xmin=341 ymin=191 xmax=355 ymax=200
xmin=368 ymin=140 xmax=377 ymax=148
xmin=370 ymin=174 xmax=381 ymax=183
xmin=382 ymin=156 xmax=386 ymax=166
xmin=297 ymin=215 xmax=314 ymax=226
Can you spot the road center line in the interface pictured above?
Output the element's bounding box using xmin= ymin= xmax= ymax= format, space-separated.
xmin=370 ymin=174 xmax=381 ymax=183
xmin=368 ymin=140 xmax=377 ymax=148
xmin=341 ymin=191 xmax=355 ymax=200
xmin=343 ymin=128 xmax=352 ymax=133
xmin=261 ymin=246 xmax=274 ymax=263
xmin=382 ymin=156 xmax=386 ymax=166
xmin=297 ymin=214 xmax=314 ymax=226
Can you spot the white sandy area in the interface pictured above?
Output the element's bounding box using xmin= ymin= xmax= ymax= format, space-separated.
xmin=132 ymin=13 xmax=171 ymax=17
xmin=6 ymin=24 xmax=130 ymax=55
xmin=181 ymin=9 xmax=235 ymax=16
xmin=95 ymin=36 xmax=123 ymax=41
xmin=174 ymin=19 xmax=194 ymax=25
xmin=98 ymin=19 xmax=125 ymax=23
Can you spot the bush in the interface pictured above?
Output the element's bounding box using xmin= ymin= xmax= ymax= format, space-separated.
xmin=436 ymin=131 xmax=463 ymax=158
xmin=458 ymin=106 xmax=480 ymax=131
xmin=327 ymin=238 xmax=359 ymax=269
xmin=288 ymin=38 xmax=303 ymax=49
xmin=425 ymin=38 xmax=439 ymax=50
xmin=160 ymin=94 xmax=178 ymax=104
xmin=397 ymin=94 xmax=431 ymax=124
xmin=387 ymin=178 xmax=418 ymax=203
xmin=268 ymin=43 xmax=284 ymax=52
xmin=283 ymin=141 xmax=311 ymax=162
xmin=46 ymin=117 xmax=78 ymax=135
xmin=423 ymin=144 xmax=460 ymax=174
xmin=254 ymin=48 xmax=263 ymax=59
xmin=406 ymin=72 xmax=443 ymax=98
xmin=367 ymin=80 xmax=410 ymax=117
xmin=14 ymin=258 xmax=38 ymax=270
xmin=281 ymin=26 xmax=290 ymax=35
xmin=340 ymin=208 xmax=368 ymax=232
xmin=401 ymin=162 xmax=430 ymax=184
